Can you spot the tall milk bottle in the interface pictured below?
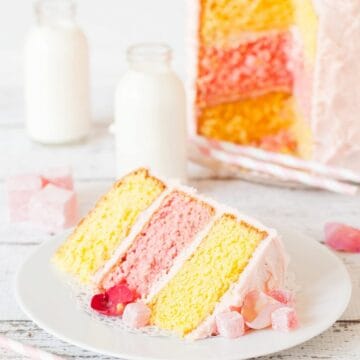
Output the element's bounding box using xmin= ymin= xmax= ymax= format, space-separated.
xmin=115 ymin=44 xmax=187 ymax=180
xmin=25 ymin=0 xmax=90 ymax=144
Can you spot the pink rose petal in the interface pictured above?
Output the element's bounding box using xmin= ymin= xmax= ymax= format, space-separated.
xmin=107 ymin=283 xmax=137 ymax=305
xmin=268 ymin=289 xmax=295 ymax=306
xmin=90 ymin=293 xmax=112 ymax=315
xmin=90 ymin=282 xmax=138 ymax=317
xmin=324 ymin=222 xmax=360 ymax=253
xmin=242 ymin=290 xmax=283 ymax=330
xmin=271 ymin=306 xmax=299 ymax=332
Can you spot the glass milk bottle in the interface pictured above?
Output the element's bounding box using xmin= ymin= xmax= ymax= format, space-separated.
xmin=25 ymin=0 xmax=90 ymax=144
xmin=115 ymin=44 xmax=187 ymax=180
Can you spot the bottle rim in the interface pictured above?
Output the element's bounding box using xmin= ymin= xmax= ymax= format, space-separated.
xmin=35 ymin=0 xmax=76 ymax=21
xmin=127 ymin=43 xmax=172 ymax=63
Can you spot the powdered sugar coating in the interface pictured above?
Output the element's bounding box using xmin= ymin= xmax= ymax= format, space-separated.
xmin=6 ymin=174 xmax=44 ymax=222
xmin=28 ymin=184 xmax=78 ymax=230
xmin=215 ymin=311 xmax=245 ymax=338
xmin=271 ymin=306 xmax=299 ymax=332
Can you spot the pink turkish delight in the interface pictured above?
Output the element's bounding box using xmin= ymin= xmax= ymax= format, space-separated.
xmin=215 ymin=311 xmax=245 ymax=338
xmin=28 ymin=184 xmax=78 ymax=231
xmin=6 ymin=174 xmax=44 ymax=222
xmin=271 ymin=306 xmax=299 ymax=332
xmin=41 ymin=166 xmax=73 ymax=190
xmin=122 ymin=302 xmax=151 ymax=328
xmin=324 ymin=222 xmax=360 ymax=253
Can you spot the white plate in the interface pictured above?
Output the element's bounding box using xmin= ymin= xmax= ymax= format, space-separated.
xmin=16 ymin=228 xmax=351 ymax=360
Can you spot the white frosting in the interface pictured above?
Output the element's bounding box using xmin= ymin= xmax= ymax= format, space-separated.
xmin=310 ymin=0 xmax=360 ymax=171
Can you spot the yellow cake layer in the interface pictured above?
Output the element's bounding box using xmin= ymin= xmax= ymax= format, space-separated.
xmin=200 ymin=0 xmax=294 ymax=46
xmin=293 ymin=0 xmax=318 ymax=64
xmin=149 ymin=214 xmax=267 ymax=336
xmin=197 ymin=92 xmax=298 ymax=149
xmin=53 ymin=169 xmax=165 ymax=283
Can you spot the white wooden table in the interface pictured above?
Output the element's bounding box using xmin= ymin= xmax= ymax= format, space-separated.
xmin=1 ymin=89 xmax=360 ymax=359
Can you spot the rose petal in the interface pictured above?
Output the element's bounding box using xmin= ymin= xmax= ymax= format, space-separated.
xmin=90 ymin=283 xmax=136 ymax=316
xmin=242 ymin=290 xmax=283 ymax=330
xmin=90 ymin=293 xmax=111 ymax=314
xmin=268 ymin=289 xmax=295 ymax=306
xmin=229 ymin=305 xmax=242 ymax=313
xmin=107 ymin=283 xmax=136 ymax=305
xmin=324 ymin=222 xmax=360 ymax=253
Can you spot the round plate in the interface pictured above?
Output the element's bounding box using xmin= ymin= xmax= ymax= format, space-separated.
xmin=16 ymin=228 xmax=351 ymax=360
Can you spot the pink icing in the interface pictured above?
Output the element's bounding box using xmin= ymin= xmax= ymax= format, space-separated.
xmin=288 ymin=29 xmax=313 ymax=121
xmin=312 ymin=1 xmax=360 ymax=172
xmin=100 ymin=191 xmax=214 ymax=297
xmin=197 ymin=32 xmax=293 ymax=106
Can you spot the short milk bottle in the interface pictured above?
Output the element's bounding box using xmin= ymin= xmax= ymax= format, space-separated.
xmin=115 ymin=44 xmax=187 ymax=180
xmin=25 ymin=0 xmax=91 ymax=144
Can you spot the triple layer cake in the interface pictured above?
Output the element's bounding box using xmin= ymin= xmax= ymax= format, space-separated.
xmin=189 ymin=0 xmax=360 ymax=172
xmin=53 ymin=168 xmax=293 ymax=339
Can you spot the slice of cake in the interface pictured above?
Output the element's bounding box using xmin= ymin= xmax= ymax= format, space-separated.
xmin=189 ymin=0 xmax=360 ymax=172
xmin=53 ymin=168 xmax=166 ymax=283
xmin=53 ymin=168 xmax=292 ymax=339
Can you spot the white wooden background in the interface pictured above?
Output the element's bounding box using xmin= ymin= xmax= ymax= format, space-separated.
xmin=1 ymin=88 xmax=360 ymax=358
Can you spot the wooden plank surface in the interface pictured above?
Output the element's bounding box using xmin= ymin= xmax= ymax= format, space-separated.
xmin=1 ymin=124 xmax=360 ymax=359
xmin=0 ymin=320 xmax=359 ymax=360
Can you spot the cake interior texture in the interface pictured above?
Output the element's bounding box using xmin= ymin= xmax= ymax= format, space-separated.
xmin=99 ymin=190 xmax=215 ymax=297
xmin=149 ymin=214 xmax=267 ymax=336
xmin=195 ymin=0 xmax=317 ymax=158
xmin=53 ymin=168 xmax=165 ymax=283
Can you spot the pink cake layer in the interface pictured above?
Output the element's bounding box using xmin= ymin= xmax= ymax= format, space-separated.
xmin=99 ymin=190 xmax=214 ymax=297
xmin=196 ymin=32 xmax=293 ymax=106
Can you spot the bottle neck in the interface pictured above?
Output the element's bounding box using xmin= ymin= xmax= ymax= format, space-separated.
xmin=35 ymin=0 xmax=76 ymax=27
xmin=127 ymin=44 xmax=172 ymax=73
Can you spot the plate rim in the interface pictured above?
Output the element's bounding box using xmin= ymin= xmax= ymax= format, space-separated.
xmin=15 ymin=229 xmax=353 ymax=360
